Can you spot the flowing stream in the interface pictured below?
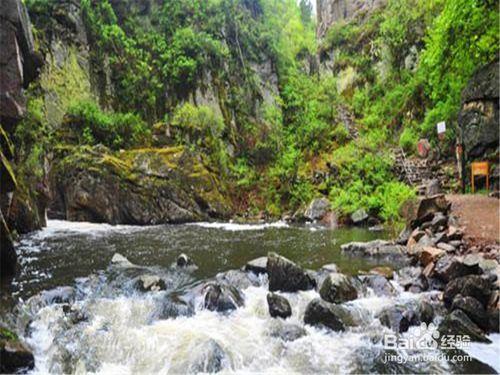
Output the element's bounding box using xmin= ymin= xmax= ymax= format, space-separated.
xmin=2 ymin=220 xmax=499 ymax=374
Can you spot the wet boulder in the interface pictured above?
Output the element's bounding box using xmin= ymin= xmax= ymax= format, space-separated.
xmin=267 ymin=253 xmax=315 ymax=292
xmin=134 ymin=275 xmax=167 ymax=292
xmin=376 ymin=306 xmax=418 ymax=333
xmin=267 ymin=293 xmax=292 ymax=319
xmin=321 ymin=263 xmax=339 ymax=273
xmin=244 ymin=257 xmax=268 ymax=275
xmin=341 ymin=240 xmax=405 ymax=259
xmin=176 ymin=253 xmax=194 ymax=268
xmin=351 ymin=208 xmax=369 ymax=225
xmin=62 ymin=305 xmax=88 ymax=325
xmin=188 ymin=339 xmax=229 ymax=373
xmin=203 ymin=282 xmax=244 ymax=312
xmin=438 ymin=309 xmax=490 ymax=343
xmin=319 ymin=273 xmax=358 ymax=303
xmin=304 ymin=197 xmax=331 ymax=221
xmin=0 ymin=327 xmax=34 ymax=374
xmin=418 ymin=300 xmax=435 ymax=324
xmin=303 ymin=298 xmax=345 ymax=332
xmin=38 ymin=286 xmax=76 ymax=306
xmin=158 ymin=293 xmax=194 ymax=319
xmin=443 ymin=275 xmax=492 ymax=308
xmin=452 ymin=295 xmax=489 ymax=331
xmin=397 ymin=267 xmax=428 ymax=293
xmin=312 ymin=264 xmax=339 ymax=289
xmin=433 ymin=255 xmax=481 ymax=283
xmin=216 ymin=269 xmax=259 ymax=290
xmin=269 ymin=322 xmax=306 ymax=342
xmin=360 ymin=275 xmax=396 ymax=297
xmin=110 ymin=253 xmax=136 ymax=268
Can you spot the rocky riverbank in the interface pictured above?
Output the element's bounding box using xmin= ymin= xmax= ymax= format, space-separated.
xmin=342 ymin=193 xmax=499 ymax=341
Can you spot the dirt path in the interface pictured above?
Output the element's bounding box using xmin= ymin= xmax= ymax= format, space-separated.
xmin=447 ymin=194 xmax=499 ymax=245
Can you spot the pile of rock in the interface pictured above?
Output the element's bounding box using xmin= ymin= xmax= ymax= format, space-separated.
xmin=395 ymin=194 xmax=500 ymax=341
xmin=397 ymin=194 xmax=467 ymax=268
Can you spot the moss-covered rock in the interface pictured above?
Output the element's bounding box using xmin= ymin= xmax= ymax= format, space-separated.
xmin=50 ymin=145 xmax=232 ymax=224
xmin=0 ymin=326 xmax=35 ymax=373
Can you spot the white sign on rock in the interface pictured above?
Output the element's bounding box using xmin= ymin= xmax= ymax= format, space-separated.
xmin=437 ymin=121 xmax=446 ymax=134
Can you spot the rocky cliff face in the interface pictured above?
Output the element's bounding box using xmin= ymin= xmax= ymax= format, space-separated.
xmin=0 ymin=0 xmax=43 ymax=277
xmin=316 ymin=0 xmax=386 ymax=39
xmin=458 ymin=60 xmax=499 ymax=159
xmin=50 ymin=146 xmax=231 ymax=224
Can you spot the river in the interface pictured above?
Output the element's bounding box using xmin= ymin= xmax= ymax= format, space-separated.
xmin=1 ymin=220 xmax=499 ymax=374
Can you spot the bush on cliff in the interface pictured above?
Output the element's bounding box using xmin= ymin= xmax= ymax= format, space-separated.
xmin=65 ymin=101 xmax=150 ymax=150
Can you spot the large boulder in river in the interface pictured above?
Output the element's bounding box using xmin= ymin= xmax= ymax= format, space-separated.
xmin=303 ymin=298 xmax=345 ymax=331
xmin=319 ymin=273 xmax=358 ymax=303
xmin=267 ymin=293 xmax=292 ymax=319
xmin=50 ymin=146 xmax=232 ymax=224
xmin=203 ymin=282 xmax=244 ymax=312
xmin=360 ymin=274 xmax=396 ymax=297
xmin=0 ymin=327 xmax=34 ymax=374
xmin=267 ymin=253 xmax=315 ymax=292
xmin=458 ymin=60 xmax=499 ymax=158
xmin=376 ymin=306 xmax=418 ymax=333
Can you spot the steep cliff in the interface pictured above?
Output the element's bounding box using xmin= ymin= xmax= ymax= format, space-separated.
xmin=50 ymin=146 xmax=231 ymax=224
xmin=316 ymin=0 xmax=386 ymax=39
xmin=459 ymin=60 xmax=499 ymax=159
xmin=0 ymin=0 xmax=43 ymax=276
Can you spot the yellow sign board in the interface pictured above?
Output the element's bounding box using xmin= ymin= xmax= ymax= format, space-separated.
xmin=471 ymin=162 xmax=489 ymax=193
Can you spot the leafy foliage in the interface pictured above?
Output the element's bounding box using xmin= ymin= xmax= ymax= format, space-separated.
xmin=65 ymin=101 xmax=150 ymax=150
xmin=22 ymin=0 xmax=499 ymax=223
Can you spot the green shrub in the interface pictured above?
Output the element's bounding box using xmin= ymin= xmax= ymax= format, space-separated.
xmin=171 ymin=103 xmax=228 ymax=170
xmin=66 ymin=100 xmax=150 ymax=150
xmin=399 ymin=126 xmax=418 ymax=153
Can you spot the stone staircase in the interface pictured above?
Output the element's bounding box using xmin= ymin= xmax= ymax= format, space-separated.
xmin=392 ymin=148 xmax=456 ymax=195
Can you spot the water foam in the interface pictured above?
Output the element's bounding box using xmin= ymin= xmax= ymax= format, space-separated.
xmin=32 ymin=220 xmax=149 ymax=240
xmin=190 ymin=221 xmax=289 ymax=231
